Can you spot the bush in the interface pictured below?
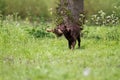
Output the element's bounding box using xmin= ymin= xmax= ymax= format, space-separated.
xmin=28 ymin=26 xmax=54 ymax=38
xmin=88 ymin=9 xmax=119 ymax=26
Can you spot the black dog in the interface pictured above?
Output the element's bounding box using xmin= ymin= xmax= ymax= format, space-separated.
xmin=47 ymin=23 xmax=82 ymax=49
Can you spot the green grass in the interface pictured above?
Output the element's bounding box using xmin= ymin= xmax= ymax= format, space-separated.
xmin=0 ymin=21 xmax=120 ymax=80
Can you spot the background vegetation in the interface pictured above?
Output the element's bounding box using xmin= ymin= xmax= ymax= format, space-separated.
xmin=0 ymin=0 xmax=120 ymax=19
xmin=0 ymin=0 xmax=120 ymax=80
xmin=0 ymin=0 xmax=56 ymax=19
xmin=85 ymin=0 xmax=120 ymax=15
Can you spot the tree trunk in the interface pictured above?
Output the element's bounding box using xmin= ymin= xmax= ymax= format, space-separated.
xmin=60 ymin=0 xmax=84 ymax=26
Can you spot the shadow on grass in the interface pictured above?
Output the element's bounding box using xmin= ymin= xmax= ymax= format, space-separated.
xmin=75 ymin=45 xmax=86 ymax=50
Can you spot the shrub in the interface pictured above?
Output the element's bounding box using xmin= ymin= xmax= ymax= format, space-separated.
xmin=89 ymin=9 xmax=119 ymax=26
xmin=28 ymin=26 xmax=54 ymax=38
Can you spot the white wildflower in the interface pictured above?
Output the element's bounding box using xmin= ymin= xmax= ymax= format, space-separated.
xmin=83 ymin=68 xmax=91 ymax=76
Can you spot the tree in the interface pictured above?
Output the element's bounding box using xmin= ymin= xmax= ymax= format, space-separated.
xmin=56 ymin=0 xmax=84 ymax=27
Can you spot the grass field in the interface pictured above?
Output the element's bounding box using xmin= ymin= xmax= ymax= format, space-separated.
xmin=0 ymin=21 xmax=120 ymax=80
